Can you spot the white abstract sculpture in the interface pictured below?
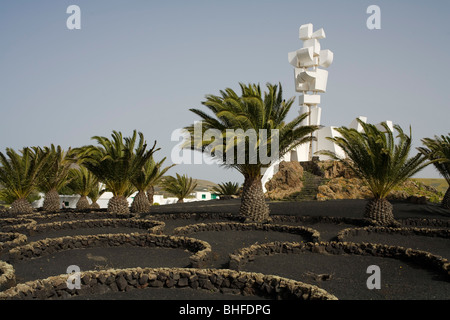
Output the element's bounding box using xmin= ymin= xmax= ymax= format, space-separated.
xmin=288 ymin=23 xmax=334 ymax=161
xmin=289 ymin=24 xmax=333 ymax=97
xmin=260 ymin=23 xmax=392 ymax=193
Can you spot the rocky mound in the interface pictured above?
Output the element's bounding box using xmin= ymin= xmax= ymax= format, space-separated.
xmin=317 ymin=176 xmax=443 ymax=203
xmin=265 ymin=161 xmax=304 ymax=200
xmin=317 ymin=178 xmax=372 ymax=201
xmin=264 ymin=159 xmax=443 ymax=203
xmin=302 ymin=159 xmax=357 ymax=179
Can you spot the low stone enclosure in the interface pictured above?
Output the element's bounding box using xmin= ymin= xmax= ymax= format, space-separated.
xmin=0 ymin=217 xmax=166 ymax=259
xmin=0 ymin=232 xmax=27 ymax=257
xmin=0 ymin=267 xmax=337 ymax=300
xmin=0 ymin=211 xmax=144 ymax=235
xmin=173 ymin=221 xmax=321 ymax=243
xmin=1 ymin=210 xmax=450 ymax=300
xmin=270 ymin=214 xmax=372 ymax=227
xmin=145 ymin=211 xmax=450 ymax=229
xmin=16 ymin=210 xmax=134 ymax=222
xmin=0 ymin=218 xmax=37 ymax=234
xmin=0 ymin=215 xmax=165 ymax=237
xmin=0 ymin=260 xmax=15 ymax=292
xmin=336 ymin=226 xmax=450 ymax=242
xmin=228 ymin=240 xmax=450 ymax=279
xmin=6 ymin=233 xmax=212 ymax=269
xmin=25 ymin=218 xmax=165 ymax=237
xmin=147 ymin=212 xmax=238 ymax=221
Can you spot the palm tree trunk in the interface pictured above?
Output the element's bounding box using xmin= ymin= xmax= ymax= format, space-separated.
xmin=365 ymin=198 xmax=395 ymax=225
xmin=76 ymin=195 xmax=91 ymax=211
xmin=43 ymin=189 xmax=61 ymax=212
xmin=442 ymin=187 xmax=450 ymax=209
xmin=239 ymin=174 xmax=270 ymax=223
xmin=131 ymin=191 xmax=151 ymax=213
xmin=107 ymin=196 xmax=130 ymax=214
xmin=90 ymin=202 xmax=100 ymax=209
xmin=146 ymin=186 xmax=155 ymax=205
xmin=177 ymin=198 xmax=184 ymax=203
xmin=9 ymin=198 xmax=34 ymax=215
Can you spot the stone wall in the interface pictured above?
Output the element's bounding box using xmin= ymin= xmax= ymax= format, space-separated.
xmin=0 ymin=233 xmax=28 ymax=257
xmin=0 ymin=218 xmax=37 ymax=234
xmin=270 ymin=214 xmax=372 ymax=227
xmin=18 ymin=211 xmax=132 ymax=222
xmin=173 ymin=222 xmax=321 ymax=243
xmin=229 ymin=241 xmax=450 ymax=278
xmin=399 ymin=218 xmax=450 ymax=228
xmin=145 ymin=212 xmax=238 ymax=221
xmin=0 ymin=267 xmax=337 ymax=300
xmin=336 ymin=226 xmax=450 ymax=242
xmin=0 ymin=260 xmax=15 ymax=292
xmin=0 ymin=210 xmax=18 ymax=218
xmin=28 ymin=218 xmax=165 ymax=236
xmin=6 ymin=233 xmax=212 ymax=268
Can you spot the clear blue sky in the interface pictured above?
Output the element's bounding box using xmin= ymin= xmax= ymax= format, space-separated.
xmin=1 ymin=0 xmax=449 ymax=184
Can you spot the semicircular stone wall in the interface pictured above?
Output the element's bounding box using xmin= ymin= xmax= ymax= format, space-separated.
xmin=228 ymin=240 xmax=450 ymax=278
xmin=0 ymin=260 xmax=15 ymax=291
xmin=6 ymin=233 xmax=212 ymax=268
xmin=0 ymin=267 xmax=338 ymax=300
xmin=173 ymin=222 xmax=321 ymax=243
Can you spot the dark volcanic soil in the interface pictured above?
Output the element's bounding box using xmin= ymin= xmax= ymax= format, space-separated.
xmin=2 ymin=199 xmax=449 ymax=300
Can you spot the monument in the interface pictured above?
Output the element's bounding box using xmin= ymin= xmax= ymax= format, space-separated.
xmin=261 ymin=23 xmax=392 ymax=192
xmin=287 ymin=23 xmax=334 ymax=161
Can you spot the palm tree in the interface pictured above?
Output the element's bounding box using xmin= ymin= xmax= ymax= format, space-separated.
xmin=75 ymin=130 xmax=157 ymax=214
xmin=146 ymin=158 xmax=176 ymax=206
xmin=88 ymin=181 xmax=106 ymax=209
xmin=130 ymin=156 xmax=175 ymax=213
xmin=184 ymin=83 xmax=318 ymax=222
xmin=418 ymin=134 xmax=450 ymax=209
xmin=159 ymin=173 xmax=197 ymax=203
xmin=0 ymin=147 xmax=49 ymax=214
xmin=37 ymin=145 xmax=75 ymax=212
xmin=67 ymin=166 xmax=99 ymax=210
xmin=318 ymin=119 xmax=430 ymax=225
xmin=212 ymin=181 xmax=241 ymax=197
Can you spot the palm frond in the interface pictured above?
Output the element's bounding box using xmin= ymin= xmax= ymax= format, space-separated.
xmin=211 ymin=181 xmax=240 ymax=196
xmin=418 ymin=134 xmax=450 ymax=183
xmin=0 ymin=147 xmax=50 ymax=201
xmin=74 ymin=130 xmax=158 ymax=197
xmin=159 ymin=173 xmax=197 ymax=201
xmin=183 ymin=83 xmax=318 ymax=178
xmin=317 ymin=119 xmax=431 ymax=199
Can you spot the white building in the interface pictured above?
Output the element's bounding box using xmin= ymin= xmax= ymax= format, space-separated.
xmin=153 ymin=191 xmax=219 ymax=205
xmin=33 ymin=191 xmax=220 ymax=209
xmin=32 ymin=194 xmax=83 ymax=209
